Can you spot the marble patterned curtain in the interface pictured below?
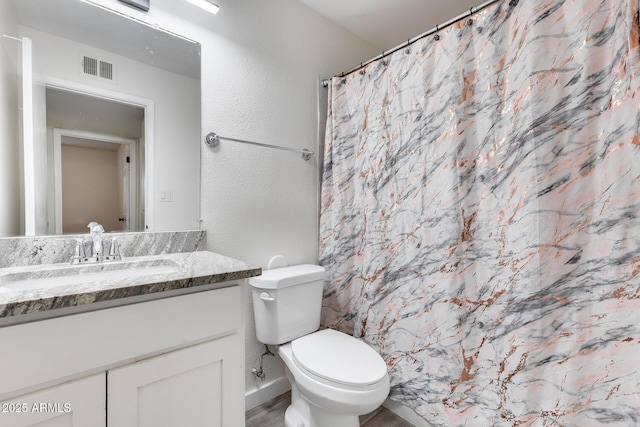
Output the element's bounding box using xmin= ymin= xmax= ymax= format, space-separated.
xmin=319 ymin=0 xmax=640 ymax=425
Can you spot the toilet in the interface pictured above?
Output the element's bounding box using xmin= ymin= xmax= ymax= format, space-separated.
xmin=248 ymin=264 xmax=390 ymax=427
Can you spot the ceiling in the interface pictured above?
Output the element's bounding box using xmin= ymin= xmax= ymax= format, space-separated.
xmin=11 ymin=0 xmax=200 ymax=79
xmin=296 ymin=0 xmax=486 ymax=51
xmin=46 ymin=88 xmax=145 ymax=140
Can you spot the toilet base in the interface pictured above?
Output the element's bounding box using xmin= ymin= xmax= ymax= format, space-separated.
xmin=284 ymin=363 xmax=358 ymax=427
xmin=308 ymin=404 xmax=360 ymax=427
xmin=283 ymin=401 xmax=360 ymax=427
xmin=284 ymin=376 xmax=310 ymax=427
xmin=284 ymin=403 xmax=307 ymax=427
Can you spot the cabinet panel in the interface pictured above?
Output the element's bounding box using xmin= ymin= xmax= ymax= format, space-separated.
xmin=0 ymin=285 xmax=241 ymax=399
xmin=108 ymin=333 xmax=243 ymax=427
xmin=0 ymin=374 xmax=105 ymax=427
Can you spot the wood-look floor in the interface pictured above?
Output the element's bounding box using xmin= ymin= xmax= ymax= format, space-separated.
xmin=245 ymin=392 xmax=415 ymax=427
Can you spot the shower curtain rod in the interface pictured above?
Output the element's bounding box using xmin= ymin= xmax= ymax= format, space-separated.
xmin=204 ymin=132 xmax=315 ymax=161
xmin=321 ymin=0 xmax=507 ymax=86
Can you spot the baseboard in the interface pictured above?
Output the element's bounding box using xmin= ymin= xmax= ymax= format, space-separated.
xmin=245 ymin=376 xmax=291 ymax=411
xmin=383 ymin=398 xmax=434 ymax=427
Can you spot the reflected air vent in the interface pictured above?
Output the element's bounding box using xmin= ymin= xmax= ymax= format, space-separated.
xmin=100 ymin=61 xmax=113 ymax=80
xmin=83 ymin=56 xmax=98 ymax=77
xmin=82 ymin=55 xmax=115 ymax=81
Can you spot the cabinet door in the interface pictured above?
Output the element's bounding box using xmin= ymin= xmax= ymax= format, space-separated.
xmin=108 ymin=333 xmax=243 ymax=427
xmin=0 ymin=374 xmax=105 ymax=427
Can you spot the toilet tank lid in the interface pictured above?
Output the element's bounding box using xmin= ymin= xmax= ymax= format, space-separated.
xmin=248 ymin=264 xmax=325 ymax=290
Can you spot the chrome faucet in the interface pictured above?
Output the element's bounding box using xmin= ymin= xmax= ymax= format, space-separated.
xmin=70 ymin=238 xmax=87 ymax=265
xmin=88 ymin=222 xmax=105 ymax=258
xmin=68 ymin=222 xmax=121 ymax=264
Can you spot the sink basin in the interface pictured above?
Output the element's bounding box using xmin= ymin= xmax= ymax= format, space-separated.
xmin=0 ymin=259 xmax=179 ymax=292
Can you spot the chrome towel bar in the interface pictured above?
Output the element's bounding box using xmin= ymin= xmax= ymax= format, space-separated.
xmin=205 ymin=132 xmax=314 ymax=161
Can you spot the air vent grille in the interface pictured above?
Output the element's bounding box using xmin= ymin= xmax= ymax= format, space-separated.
xmin=82 ymin=55 xmax=115 ymax=81
xmin=83 ymin=56 xmax=98 ymax=77
xmin=100 ymin=61 xmax=113 ymax=80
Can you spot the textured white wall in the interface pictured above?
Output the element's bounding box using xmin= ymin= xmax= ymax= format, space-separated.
xmin=195 ymin=0 xmax=377 ymax=400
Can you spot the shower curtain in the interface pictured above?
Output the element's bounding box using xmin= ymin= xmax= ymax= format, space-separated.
xmin=319 ymin=0 xmax=640 ymax=425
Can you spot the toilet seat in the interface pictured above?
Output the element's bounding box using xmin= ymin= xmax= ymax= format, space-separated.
xmin=291 ymin=329 xmax=387 ymax=388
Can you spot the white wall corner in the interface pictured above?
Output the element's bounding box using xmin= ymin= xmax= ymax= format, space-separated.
xmin=245 ymin=376 xmax=291 ymax=412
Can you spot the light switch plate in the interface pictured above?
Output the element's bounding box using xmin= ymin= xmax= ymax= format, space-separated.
xmin=160 ymin=190 xmax=173 ymax=202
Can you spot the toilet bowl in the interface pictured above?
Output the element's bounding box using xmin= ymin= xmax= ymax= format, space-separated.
xmin=248 ymin=264 xmax=390 ymax=427
xmin=280 ymin=329 xmax=390 ymax=427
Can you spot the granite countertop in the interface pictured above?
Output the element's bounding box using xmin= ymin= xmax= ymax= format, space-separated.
xmin=0 ymin=251 xmax=261 ymax=320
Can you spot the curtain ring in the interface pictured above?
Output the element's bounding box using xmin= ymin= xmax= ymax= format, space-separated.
xmin=434 ymin=25 xmax=440 ymax=41
xmin=405 ymin=39 xmax=411 ymax=54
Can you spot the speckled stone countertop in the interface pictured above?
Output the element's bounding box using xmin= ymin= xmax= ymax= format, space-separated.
xmin=0 ymin=251 xmax=261 ymax=320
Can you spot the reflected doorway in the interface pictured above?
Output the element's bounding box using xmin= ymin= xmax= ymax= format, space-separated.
xmin=45 ymin=87 xmax=146 ymax=234
xmin=55 ymin=131 xmax=137 ymax=234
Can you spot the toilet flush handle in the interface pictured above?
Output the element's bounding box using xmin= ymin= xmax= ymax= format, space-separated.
xmin=259 ymin=292 xmax=275 ymax=302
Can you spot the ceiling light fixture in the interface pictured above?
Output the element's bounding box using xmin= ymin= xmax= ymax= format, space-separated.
xmin=185 ymin=0 xmax=219 ymax=14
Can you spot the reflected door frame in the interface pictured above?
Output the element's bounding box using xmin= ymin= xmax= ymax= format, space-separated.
xmin=39 ymin=76 xmax=155 ymax=233
xmin=52 ymin=128 xmax=137 ymax=234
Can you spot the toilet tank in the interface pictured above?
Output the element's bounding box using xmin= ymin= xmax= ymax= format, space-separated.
xmin=248 ymin=264 xmax=325 ymax=345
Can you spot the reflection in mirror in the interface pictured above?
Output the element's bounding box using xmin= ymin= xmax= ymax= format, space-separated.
xmin=47 ymin=88 xmax=145 ymax=234
xmin=0 ymin=0 xmax=201 ymax=237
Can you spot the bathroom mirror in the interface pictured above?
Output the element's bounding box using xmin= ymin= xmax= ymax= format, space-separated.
xmin=0 ymin=0 xmax=201 ymax=236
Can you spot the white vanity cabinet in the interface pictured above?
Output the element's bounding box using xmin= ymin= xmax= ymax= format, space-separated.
xmin=108 ymin=333 xmax=243 ymax=427
xmin=0 ymin=284 xmax=244 ymax=427
xmin=0 ymin=374 xmax=105 ymax=427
